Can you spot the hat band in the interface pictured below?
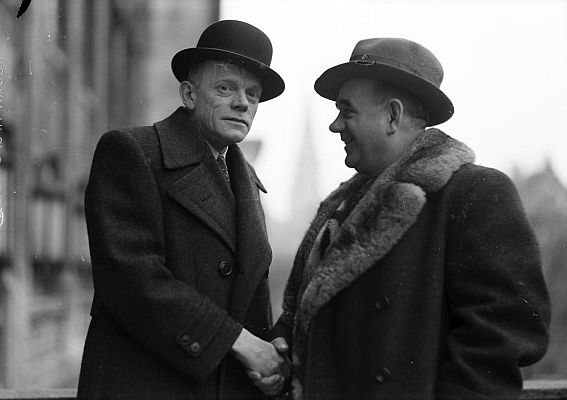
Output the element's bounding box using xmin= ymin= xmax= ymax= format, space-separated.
xmin=350 ymin=53 xmax=421 ymax=78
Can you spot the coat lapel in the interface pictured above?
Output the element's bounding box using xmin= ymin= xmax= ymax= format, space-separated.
xmin=156 ymin=107 xmax=237 ymax=253
xmin=167 ymin=164 xmax=237 ymax=253
xmin=296 ymin=129 xmax=475 ymax=331
xmin=226 ymin=145 xmax=272 ymax=319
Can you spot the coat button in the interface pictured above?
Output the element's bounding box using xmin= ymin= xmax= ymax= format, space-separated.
xmin=375 ymin=296 xmax=391 ymax=311
xmin=179 ymin=334 xmax=191 ymax=346
xmin=189 ymin=341 xmax=202 ymax=355
xmin=218 ymin=261 xmax=233 ymax=276
xmin=375 ymin=367 xmax=392 ymax=384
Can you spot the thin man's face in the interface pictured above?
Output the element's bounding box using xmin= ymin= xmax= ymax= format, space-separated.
xmin=191 ymin=61 xmax=262 ymax=150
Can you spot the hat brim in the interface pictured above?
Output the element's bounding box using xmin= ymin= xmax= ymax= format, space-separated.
xmin=172 ymin=48 xmax=285 ymax=102
xmin=314 ymin=62 xmax=454 ymax=126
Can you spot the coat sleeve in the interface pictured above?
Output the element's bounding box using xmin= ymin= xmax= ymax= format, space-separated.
xmin=437 ymin=167 xmax=551 ymax=399
xmin=85 ymin=130 xmax=242 ymax=382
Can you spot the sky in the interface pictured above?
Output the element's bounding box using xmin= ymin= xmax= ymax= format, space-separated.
xmin=221 ymin=0 xmax=567 ymax=221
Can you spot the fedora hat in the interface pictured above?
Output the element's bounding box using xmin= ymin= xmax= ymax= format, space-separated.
xmin=314 ymin=38 xmax=454 ymax=125
xmin=171 ymin=20 xmax=284 ymax=102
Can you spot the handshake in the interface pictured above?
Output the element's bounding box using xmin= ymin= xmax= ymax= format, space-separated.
xmin=231 ymin=328 xmax=291 ymax=396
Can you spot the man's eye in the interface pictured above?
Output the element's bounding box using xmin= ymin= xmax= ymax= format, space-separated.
xmin=218 ymin=84 xmax=233 ymax=93
xmin=247 ymin=90 xmax=261 ymax=101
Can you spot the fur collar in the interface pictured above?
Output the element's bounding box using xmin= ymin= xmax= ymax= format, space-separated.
xmin=292 ymin=128 xmax=475 ymax=332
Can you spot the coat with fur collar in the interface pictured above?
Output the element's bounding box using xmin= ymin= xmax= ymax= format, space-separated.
xmin=270 ymin=129 xmax=550 ymax=400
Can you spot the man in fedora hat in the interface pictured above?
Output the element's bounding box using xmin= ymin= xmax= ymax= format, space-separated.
xmin=269 ymin=38 xmax=550 ymax=399
xmin=78 ymin=20 xmax=290 ymax=399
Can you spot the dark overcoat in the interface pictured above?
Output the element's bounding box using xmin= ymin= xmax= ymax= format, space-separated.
xmin=78 ymin=107 xmax=273 ymax=399
xmin=270 ymin=129 xmax=550 ymax=400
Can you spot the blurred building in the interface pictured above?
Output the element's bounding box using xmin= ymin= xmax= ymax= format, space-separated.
xmin=0 ymin=0 xmax=218 ymax=389
xmin=266 ymin=107 xmax=322 ymax=314
xmin=516 ymin=162 xmax=567 ymax=379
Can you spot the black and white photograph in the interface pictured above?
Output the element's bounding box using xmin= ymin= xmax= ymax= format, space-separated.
xmin=0 ymin=0 xmax=566 ymax=399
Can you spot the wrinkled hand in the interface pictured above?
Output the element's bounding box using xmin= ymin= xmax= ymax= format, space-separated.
xmin=271 ymin=337 xmax=290 ymax=356
xmin=248 ymin=370 xmax=286 ymax=396
xmin=271 ymin=337 xmax=291 ymax=379
xmin=231 ymin=329 xmax=290 ymax=377
xmin=247 ymin=337 xmax=291 ymax=396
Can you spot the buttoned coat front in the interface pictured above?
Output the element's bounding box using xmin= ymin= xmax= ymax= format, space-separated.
xmin=78 ymin=107 xmax=273 ymax=399
xmin=270 ymin=130 xmax=550 ymax=400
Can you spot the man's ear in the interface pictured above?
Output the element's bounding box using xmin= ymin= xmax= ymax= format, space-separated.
xmin=179 ymin=81 xmax=196 ymax=110
xmin=386 ymin=98 xmax=403 ymax=135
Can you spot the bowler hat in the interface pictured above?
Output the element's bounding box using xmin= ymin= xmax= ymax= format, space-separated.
xmin=171 ymin=20 xmax=284 ymax=102
xmin=314 ymin=38 xmax=453 ymax=125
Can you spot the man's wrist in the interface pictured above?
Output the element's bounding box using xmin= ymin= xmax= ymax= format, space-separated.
xmin=230 ymin=327 xmax=250 ymax=358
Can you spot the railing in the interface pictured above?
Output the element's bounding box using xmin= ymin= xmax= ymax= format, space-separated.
xmin=0 ymin=380 xmax=566 ymax=399
xmin=0 ymin=389 xmax=75 ymax=400
xmin=522 ymin=380 xmax=567 ymax=399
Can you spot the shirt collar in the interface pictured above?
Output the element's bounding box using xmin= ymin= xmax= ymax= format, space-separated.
xmin=205 ymin=141 xmax=228 ymax=159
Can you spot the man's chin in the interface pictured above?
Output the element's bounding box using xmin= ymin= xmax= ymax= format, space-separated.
xmin=221 ymin=129 xmax=248 ymax=145
xmin=344 ymin=156 xmax=357 ymax=170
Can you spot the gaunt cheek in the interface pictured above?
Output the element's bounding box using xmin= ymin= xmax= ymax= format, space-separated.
xmin=208 ymin=105 xmax=224 ymax=127
xmin=248 ymin=106 xmax=258 ymax=121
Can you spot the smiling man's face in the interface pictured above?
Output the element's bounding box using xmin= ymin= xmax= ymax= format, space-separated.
xmin=188 ymin=60 xmax=262 ymax=151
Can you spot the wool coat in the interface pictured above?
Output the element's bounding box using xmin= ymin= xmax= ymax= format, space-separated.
xmin=270 ymin=129 xmax=550 ymax=400
xmin=78 ymin=107 xmax=273 ymax=400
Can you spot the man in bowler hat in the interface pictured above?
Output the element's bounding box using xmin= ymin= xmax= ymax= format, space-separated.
xmin=270 ymin=38 xmax=550 ymax=399
xmin=78 ymin=20 xmax=289 ymax=399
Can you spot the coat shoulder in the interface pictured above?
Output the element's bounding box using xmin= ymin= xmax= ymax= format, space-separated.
xmin=97 ymin=126 xmax=161 ymax=164
xmin=451 ymin=163 xmax=515 ymax=186
xmin=446 ymin=163 xmax=520 ymax=200
xmin=102 ymin=125 xmax=158 ymax=149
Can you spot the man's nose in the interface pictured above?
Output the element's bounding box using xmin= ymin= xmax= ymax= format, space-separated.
xmin=231 ymin=90 xmax=249 ymax=110
xmin=329 ymin=116 xmax=343 ymax=133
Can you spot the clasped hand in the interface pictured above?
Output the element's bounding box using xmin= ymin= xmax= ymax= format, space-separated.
xmin=231 ymin=329 xmax=291 ymax=396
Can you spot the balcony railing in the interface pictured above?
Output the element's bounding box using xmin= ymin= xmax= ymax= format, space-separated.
xmin=0 ymin=380 xmax=566 ymax=400
xmin=521 ymin=380 xmax=567 ymax=399
xmin=0 ymin=389 xmax=75 ymax=400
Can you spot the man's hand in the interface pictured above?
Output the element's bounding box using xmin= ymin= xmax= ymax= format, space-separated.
xmin=231 ymin=329 xmax=289 ymax=377
xmin=246 ymin=337 xmax=291 ymax=396
xmin=271 ymin=337 xmax=289 ymax=355
xmin=270 ymin=337 xmax=291 ymax=380
xmin=247 ymin=370 xmax=286 ymax=396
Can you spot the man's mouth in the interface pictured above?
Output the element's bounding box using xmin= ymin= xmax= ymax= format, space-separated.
xmin=223 ymin=117 xmax=248 ymax=127
xmin=341 ymin=135 xmax=354 ymax=145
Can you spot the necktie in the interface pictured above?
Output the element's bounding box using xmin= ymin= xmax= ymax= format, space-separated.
xmin=216 ymin=155 xmax=230 ymax=185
